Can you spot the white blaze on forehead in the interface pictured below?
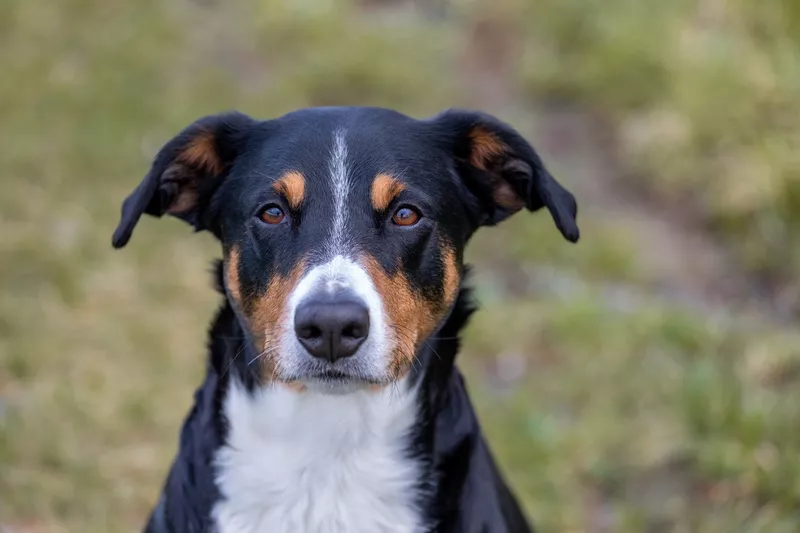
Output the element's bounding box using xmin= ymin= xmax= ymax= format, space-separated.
xmin=327 ymin=128 xmax=351 ymax=257
xmin=277 ymin=130 xmax=394 ymax=382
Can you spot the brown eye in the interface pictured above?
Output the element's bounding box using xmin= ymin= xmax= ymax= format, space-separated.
xmin=391 ymin=206 xmax=421 ymax=226
xmin=259 ymin=204 xmax=285 ymax=225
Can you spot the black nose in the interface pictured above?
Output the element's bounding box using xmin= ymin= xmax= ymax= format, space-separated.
xmin=294 ymin=299 xmax=370 ymax=362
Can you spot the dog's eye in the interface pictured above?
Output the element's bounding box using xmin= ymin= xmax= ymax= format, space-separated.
xmin=259 ymin=204 xmax=286 ymax=225
xmin=392 ymin=206 xmax=421 ymax=227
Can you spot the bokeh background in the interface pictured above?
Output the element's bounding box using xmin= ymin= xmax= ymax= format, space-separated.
xmin=2 ymin=0 xmax=800 ymax=531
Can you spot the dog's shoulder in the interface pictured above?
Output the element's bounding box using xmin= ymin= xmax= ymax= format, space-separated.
xmin=145 ymin=282 xmax=234 ymax=532
xmin=428 ymin=369 xmax=534 ymax=533
xmin=145 ymin=367 xmax=225 ymax=532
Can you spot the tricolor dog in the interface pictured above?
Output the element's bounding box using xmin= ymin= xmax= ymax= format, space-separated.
xmin=112 ymin=106 xmax=579 ymax=533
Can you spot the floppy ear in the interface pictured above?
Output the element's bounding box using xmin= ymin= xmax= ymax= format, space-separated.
xmin=429 ymin=109 xmax=580 ymax=242
xmin=111 ymin=111 xmax=256 ymax=249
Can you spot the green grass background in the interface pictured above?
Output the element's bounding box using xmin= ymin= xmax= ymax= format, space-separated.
xmin=2 ymin=0 xmax=799 ymax=531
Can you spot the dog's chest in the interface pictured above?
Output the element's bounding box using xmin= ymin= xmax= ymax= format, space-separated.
xmin=212 ymin=383 xmax=423 ymax=533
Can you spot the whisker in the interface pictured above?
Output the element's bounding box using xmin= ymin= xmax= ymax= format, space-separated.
xmin=222 ymin=343 xmax=248 ymax=378
xmin=248 ymin=346 xmax=279 ymax=367
xmin=400 ymin=326 xmax=449 ymax=362
xmin=391 ymin=330 xmax=424 ymax=379
xmin=423 ymin=340 xmax=443 ymax=362
xmin=390 ymin=379 xmax=400 ymax=401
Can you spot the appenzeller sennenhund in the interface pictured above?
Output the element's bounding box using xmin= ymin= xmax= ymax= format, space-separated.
xmin=112 ymin=106 xmax=579 ymax=533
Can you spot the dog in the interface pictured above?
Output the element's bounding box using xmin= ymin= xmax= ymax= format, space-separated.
xmin=112 ymin=106 xmax=579 ymax=533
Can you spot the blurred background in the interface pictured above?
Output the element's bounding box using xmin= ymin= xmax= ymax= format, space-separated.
xmin=2 ymin=0 xmax=799 ymax=531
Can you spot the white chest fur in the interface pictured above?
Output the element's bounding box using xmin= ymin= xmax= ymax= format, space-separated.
xmin=212 ymin=380 xmax=424 ymax=533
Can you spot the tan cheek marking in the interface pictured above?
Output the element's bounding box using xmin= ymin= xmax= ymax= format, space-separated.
xmin=363 ymin=246 xmax=461 ymax=383
xmin=177 ymin=130 xmax=222 ymax=175
xmin=246 ymin=261 xmax=306 ymax=383
xmin=468 ymin=126 xmax=525 ymax=212
xmin=224 ymin=247 xmax=307 ymax=389
xmin=225 ymin=245 xmax=243 ymax=305
xmin=370 ymin=173 xmax=406 ymax=212
xmin=273 ymin=171 xmax=306 ymax=209
xmin=362 ymin=255 xmax=439 ymax=380
xmin=441 ymin=244 xmax=460 ymax=308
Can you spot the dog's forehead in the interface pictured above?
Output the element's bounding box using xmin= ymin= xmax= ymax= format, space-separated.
xmin=242 ymin=107 xmax=444 ymax=191
xmin=274 ymin=106 xmax=417 ymax=136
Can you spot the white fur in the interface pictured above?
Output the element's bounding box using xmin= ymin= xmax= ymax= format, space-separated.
xmin=212 ymin=379 xmax=424 ymax=533
xmin=327 ymin=128 xmax=351 ymax=257
xmin=282 ymin=255 xmax=391 ymax=381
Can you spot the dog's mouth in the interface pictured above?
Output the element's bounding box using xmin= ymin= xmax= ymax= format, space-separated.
xmin=287 ymin=368 xmax=387 ymax=394
xmin=310 ymin=369 xmax=354 ymax=381
xmin=312 ymin=369 xmax=385 ymax=384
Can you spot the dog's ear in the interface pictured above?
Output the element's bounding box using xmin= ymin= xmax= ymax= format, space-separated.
xmin=111 ymin=111 xmax=256 ymax=249
xmin=429 ymin=109 xmax=579 ymax=242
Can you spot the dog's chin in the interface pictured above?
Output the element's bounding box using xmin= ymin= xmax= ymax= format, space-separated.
xmin=278 ymin=367 xmax=390 ymax=395
xmin=301 ymin=372 xmax=376 ymax=395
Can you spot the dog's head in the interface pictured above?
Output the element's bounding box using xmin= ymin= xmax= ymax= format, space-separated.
xmin=113 ymin=107 xmax=578 ymax=393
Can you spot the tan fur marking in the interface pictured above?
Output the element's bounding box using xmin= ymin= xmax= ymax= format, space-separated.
xmin=273 ymin=171 xmax=306 ymax=209
xmin=362 ymin=255 xmax=446 ymax=381
xmin=370 ymin=174 xmax=406 ymax=211
xmin=247 ymin=261 xmax=306 ymax=383
xmin=363 ymin=244 xmax=460 ymax=383
xmin=468 ymin=126 xmax=525 ymax=212
xmin=492 ymin=182 xmax=525 ymax=212
xmin=226 ymin=247 xmax=305 ymax=390
xmin=166 ymin=183 xmax=198 ymax=214
xmin=284 ymin=381 xmax=307 ymax=393
xmin=225 ymin=246 xmax=242 ymax=304
xmin=163 ymin=131 xmax=222 ymax=215
xmin=441 ymin=244 xmax=460 ymax=308
xmin=468 ymin=126 xmax=506 ymax=171
xmin=362 ymin=255 xmax=427 ymax=380
xmin=177 ymin=130 xmax=222 ymax=175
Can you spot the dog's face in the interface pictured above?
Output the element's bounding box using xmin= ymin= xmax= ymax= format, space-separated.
xmin=113 ymin=107 xmax=579 ymax=393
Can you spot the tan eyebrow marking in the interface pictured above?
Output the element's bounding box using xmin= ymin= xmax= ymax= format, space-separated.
xmin=250 ymin=259 xmax=306 ymax=383
xmin=272 ymin=171 xmax=306 ymax=209
xmin=370 ymin=173 xmax=406 ymax=212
